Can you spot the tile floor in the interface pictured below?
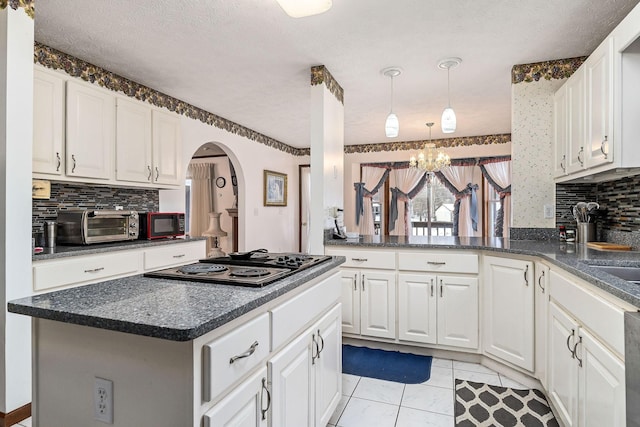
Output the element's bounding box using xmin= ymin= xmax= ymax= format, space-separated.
xmin=327 ymin=357 xmax=527 ymax=427
xmin=16 ymin=418 xmax=31 ymax=427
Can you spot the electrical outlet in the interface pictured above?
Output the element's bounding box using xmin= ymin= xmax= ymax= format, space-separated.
xmin=544 ymin=204 xmax=554 ymax=219
xmin=94 ymin=377 xmax=113 ymax=424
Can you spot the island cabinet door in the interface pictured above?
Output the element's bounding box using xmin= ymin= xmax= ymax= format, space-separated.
xmin=398 ymin=273 xmax=437 ymax=344
xmin=360 ymin=270 xmax=396 ymax=339
xmin=202 ymin=367 xmax=268 ymax=427
xmin=314 ymin=304 xmax=342 ymax=427
xmin=340 ymin=269 xmax=361 ymax=335
xmin=436 ymin=275 xmax=478 ymax=349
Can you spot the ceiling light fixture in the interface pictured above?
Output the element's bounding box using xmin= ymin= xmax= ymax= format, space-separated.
xmin=409 ymin=123 xmax=451 ymax=173
xmin=383 ymin=67 xmax=402 ymax=138
xmin=275 ymin=0 xmax=332 ymax=18
xmin=438 ymin=57 xmax=461 ymax=134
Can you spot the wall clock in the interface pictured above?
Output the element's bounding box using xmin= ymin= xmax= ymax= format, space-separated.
xmin=216 ymin=177 xmax=226 ymax=188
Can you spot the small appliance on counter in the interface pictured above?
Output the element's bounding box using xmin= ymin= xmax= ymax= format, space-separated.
xmin=57 ymin=209 xmax=139 ymax=245
xmin=139 ymin=212 xmax=185 ymax=240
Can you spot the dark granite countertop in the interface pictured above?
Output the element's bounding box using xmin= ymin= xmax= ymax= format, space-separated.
xmin=8 ymin=256 xmax=345 ymax=342
xmin=33 ymin=236 xmax=207 ymax=261
xmin=326 ymin=235 xmax=640 ymax=308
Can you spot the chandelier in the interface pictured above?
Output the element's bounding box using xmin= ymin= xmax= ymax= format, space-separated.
xmin=409 ymin=123 xmax=451 ymax=172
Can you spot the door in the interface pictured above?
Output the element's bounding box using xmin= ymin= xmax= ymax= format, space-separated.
xmin=203 ymin=367 xmax=268 ymax=427
xmin=340 ymin=269 xmax=360 ymax=335
xmin=152 ymin=109 xmax=182 ymax=185
xmin=314 ymin=304 xmax=342 ymax=427
xmin=483 ymin=256 xmax=535 ymax=371
xmin=553 ymin=87 xmax=568 ymax=178
xmin=578 ymin=328 xmax=625 ymax=427
xmin=535 ymin=262 xmax=550 ymax=389
xmin=268 ymin=328 xmax=314 ymax=427
xmin=585 ymin=39 xmax=614 ymax=168
xmin=566 ymin=69 xmax=586 ymax=174
xmin=548 ymin=301 xmax=580 ymax=427
xmin=360 ymin=270 xmax=396 ymax=339
xmin=398 ymin=273 xmax=437 ymax=344
xmin=437 ymin=275 xmax=478 ymax=349
xmin=33 ymin=68 xmax=65 ymax=175
xmin=299 ymin=165 xmax=311 ymax=253
xmin=66 ymin=80 xmax=114 ymax=179
xmin=116 ymin=97 xmax=152 ymax=183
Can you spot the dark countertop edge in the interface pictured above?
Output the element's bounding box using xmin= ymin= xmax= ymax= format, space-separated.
xmin=325 ymin=238 xmax=640 ymax=308
xmin=32 ymin=237 xmax=207 ymax=261
xmin=9 ymin=256 xmax=346 ymax=341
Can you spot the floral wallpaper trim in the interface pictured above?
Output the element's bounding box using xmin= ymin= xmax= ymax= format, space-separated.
xmin=511 ymin=57 xmax=587 ymax=84
xmin=0 ymin=0 xmax=34 ymax=18
xmin=311 ymin=65 xmax=344 ymax=105
xmin=34 ymin=42 xmax=306 ymax=156
xmin=344 ymin=133 xmax=511 ymax=154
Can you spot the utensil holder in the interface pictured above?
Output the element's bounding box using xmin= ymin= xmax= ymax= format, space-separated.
xmin=577 ymin=222 xmax=596 ymax=243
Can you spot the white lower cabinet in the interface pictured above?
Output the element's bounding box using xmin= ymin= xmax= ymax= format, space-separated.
xmin=203 ymin=367 xmax=269 ymax=427
xmin=483 ymin=255 xmax=535 ymax=371
xmin=398 ymin=273 xmax=478 ymax=349
xmin=339 ymin=268 xmax=396 ymax=339
xmin=548 ymin=301 xmax=626 ymax=427
xmin=534 ymin=261 xmax=550 ymax=389
xmin=268 ymin=304 xmax=341 ymax=427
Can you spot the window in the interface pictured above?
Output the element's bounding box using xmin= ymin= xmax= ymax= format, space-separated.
xmin=485 ymin=179 xmax=501 ymax=237
xmin=410 ymin=175 xmax=455 ymax=236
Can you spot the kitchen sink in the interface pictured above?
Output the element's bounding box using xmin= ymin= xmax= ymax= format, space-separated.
xmin=589 ymin=265 xmax=640 ymax=284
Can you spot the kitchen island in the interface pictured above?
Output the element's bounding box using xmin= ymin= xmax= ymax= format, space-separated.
xmin=9 ymin=256 xmax=345 ymax=427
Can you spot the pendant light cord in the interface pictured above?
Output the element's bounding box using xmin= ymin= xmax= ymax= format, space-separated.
xmin=390 ymin=75 xmax=394 ymax=113
xmin=447 ymin=67 xmax=451 ymax=108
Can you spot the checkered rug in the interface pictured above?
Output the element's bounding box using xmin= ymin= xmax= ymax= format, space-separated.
xmin=455 ymin=379 xmax=559 ymax=427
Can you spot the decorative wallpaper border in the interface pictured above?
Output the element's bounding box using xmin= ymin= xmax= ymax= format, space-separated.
xmin=311 ymin=65 xmax=344 ymax=105
xmin=511 ymin=57 xmax=587 ymax=84
xmin=344 ymin=133 xmax=511 ymax=154
xmin=34 ymin=42 xmax=306 ymax=156
xmin=0 ymin=0 xmax=34 ymax=18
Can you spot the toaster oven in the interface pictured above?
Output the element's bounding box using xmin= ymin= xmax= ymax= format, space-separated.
xmin=57 ymin=209 xmax=139 ymax=245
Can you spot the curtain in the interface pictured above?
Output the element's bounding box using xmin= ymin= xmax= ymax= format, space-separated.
xmin=437 ymin=165 xmax=478 ymax=237
xmin=389 ymin=168 xmax=428 ymax=236
xmin=187 ymin=163 xmax=215 ymax=252
xmin=480 ymin=159 xmax=512 ymax=238
xmin=354 ymin=167 xmax=389 ymax=235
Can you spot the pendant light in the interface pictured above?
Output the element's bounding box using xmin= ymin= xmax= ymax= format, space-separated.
xmin=438 ymin=58 xmax=461 ymax=134
xmin=382 ymin=67 xmax=402 ymax=138
xmin=275 ymin=0 xmax=332 ymax=18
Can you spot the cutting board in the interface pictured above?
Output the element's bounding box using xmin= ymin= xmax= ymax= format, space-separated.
xmin=586 ymin=242 xmax=633 ymax=251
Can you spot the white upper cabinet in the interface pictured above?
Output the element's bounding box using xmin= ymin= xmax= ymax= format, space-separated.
xmin=65 ymin=80 xmax=115 ymax=180
xmin=585 ymin=38 xmax=614 ymax=168
xmin=565 ymin=69 xmax=586 ymax=175
xmin=152 ymin=109 xmax=182 ymax=185
xmin=116 ymin=97 xmax=153 ymax=183
xmin=553 ymin=87 xmax=568 ymax=178
xmin=33 ymin=67 xmax=65 ymax=175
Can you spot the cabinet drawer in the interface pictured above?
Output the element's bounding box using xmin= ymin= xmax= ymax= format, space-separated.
xmin=325 ymin=248 xmax=395 ymax=270
xmin=143 ymin=241 xmax=205 ymax=271
xmin=33 ymin=251 xmax=140 ymax=291
xmin=398 ymin=251 xmax=478 ymax=273
xmin=202 ymin=312 xmax=270 ymax=403
xmin=271 ymin=272 xmax=341 ymax=351
xmin=550 ymin=270 xmax=626 ymax=357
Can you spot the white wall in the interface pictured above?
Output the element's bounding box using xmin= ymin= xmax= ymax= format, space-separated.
xmin=511 ymin=79 xmax=565 ymax=228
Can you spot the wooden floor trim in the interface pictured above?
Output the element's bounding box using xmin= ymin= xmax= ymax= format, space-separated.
xmin=0 ymin=403 xmax=31 ymax=427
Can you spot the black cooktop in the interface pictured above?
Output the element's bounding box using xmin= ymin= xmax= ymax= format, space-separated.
xmin=200 ymin=253 xmax=332 ymax=271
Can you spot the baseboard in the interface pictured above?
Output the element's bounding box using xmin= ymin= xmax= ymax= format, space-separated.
xmin=0 ymin=403 xmax=31 ymax=427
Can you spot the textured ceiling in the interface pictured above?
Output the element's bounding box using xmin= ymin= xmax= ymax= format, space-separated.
xmin=34 ymin=0 xmax=640 ymax=148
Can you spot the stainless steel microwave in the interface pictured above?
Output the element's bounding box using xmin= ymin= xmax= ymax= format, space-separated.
xmin=57 ymin=209 xmax=139 ymax=245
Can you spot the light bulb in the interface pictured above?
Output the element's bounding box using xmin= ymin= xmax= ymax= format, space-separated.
xmin=441 ymin=107 xmax=456 ymax=133
xmin=385 ymin=113 xmax=399 ymax=137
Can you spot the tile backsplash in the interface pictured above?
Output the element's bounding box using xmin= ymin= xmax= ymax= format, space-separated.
xmin=33 ymin=182 xmax=159 ymax=225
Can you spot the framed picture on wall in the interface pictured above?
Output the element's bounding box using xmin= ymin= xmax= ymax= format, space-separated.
xmin=263 ymin=170 xmax=287 ymax=206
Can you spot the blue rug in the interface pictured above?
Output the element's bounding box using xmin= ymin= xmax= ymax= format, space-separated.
xmin=342 ymin=345 xmax=432 ymax=384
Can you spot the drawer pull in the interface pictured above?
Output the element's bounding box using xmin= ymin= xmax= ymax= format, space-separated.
xmin=362 ymin=274 xmax=365 ymax=291
xmin=351 ymin=258 xmax=368 ymax=262
xmin=84 ymin=267 xmax=105 ymax=273
xmin=566 ymin=329 xmax=576 ymax=358
xmin=440 ymin=280 xmax=443 ymax=298
xmin=427 ymin=261 xmax=446 ymax=265
xmin=229 ymin=341 xmax=259 ymax=364
xmin=172 ymin=254 xmax=186 ymax=258
xmin=56 ymin=152 xmax=61 ymax=171
xmin=155 ymin=166 xmax=160 ymax=181
xmin=538 ymin=270 xmax=545 ymax=293
xmin=71 ymin=154 xmax=77 ymax=173
xmin=601 ymin=136 xmax=608 ymax=159
xmin=260 ymin=377 xmax=271 ymax=420
xmin=353 ymin=273 xmax=357 ymax=291
xmin=430 ymin=278 xmax=434 ymax=297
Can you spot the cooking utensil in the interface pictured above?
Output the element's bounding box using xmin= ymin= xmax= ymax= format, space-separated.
xmin=227 ymin=248 xmax=268 ymax=260
xmin=572 ymin=206 xmax=580 ymax=222
xmin=576 ymin=202 xmax=588 ymax=222
xmin=587 ymin=202 xmax=599 ymax=211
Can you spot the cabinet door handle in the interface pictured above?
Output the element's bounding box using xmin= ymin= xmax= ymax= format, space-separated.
xmin=353 ymin=274 xmax=357 ymax=291
xmin=427 ymin=261 xmax=446 ymax=265
xmin=84 ymin=267 xmax=105 ymax=273
xmin=524 ymin=265 xmax=529 ymax=286
xmin=601 ymin=136 xmax=608 ymax=159
xmin=172 ymin=254 xmax=186 ymax=258
xmin=538 ymin=270 xmax=545 ymax=293
xmin=440 ymin=280 xmax=443 ymax=298
xmin=260 ymin=377 xmax=271 ymax=421
xmin=56 ymin=152 xmax=61 ymax=171
xmin=311 ymin=334 xmax=319 ymax=365
xmin=577 ymin=147 xmax=584 ymax=166
xmin=566 ymin=329 xmax=576 ymax=358
xmin=229 ymin=341 xmax=259 ymax=364
xmin=573 ymin=336 xmax=583 ymax=367
xmin=560 ymin=154 xmax=566 ymax=172
xmin=317 ymin=329 xmax=325 ymax=355
xmin=71 ymin=154 xmax=77 ymax=173
xmin=430 ymin=278 xmax=434 ymax=297
xmin=351 ymin=258 xmax=368 ymax=262
xmin=147 ymin=165 xmax=152 ymax=181
xmin=155 ymin=166 xmax=160 ymax=181
xmin=362 ymin=274 xmax=365 ymax=291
